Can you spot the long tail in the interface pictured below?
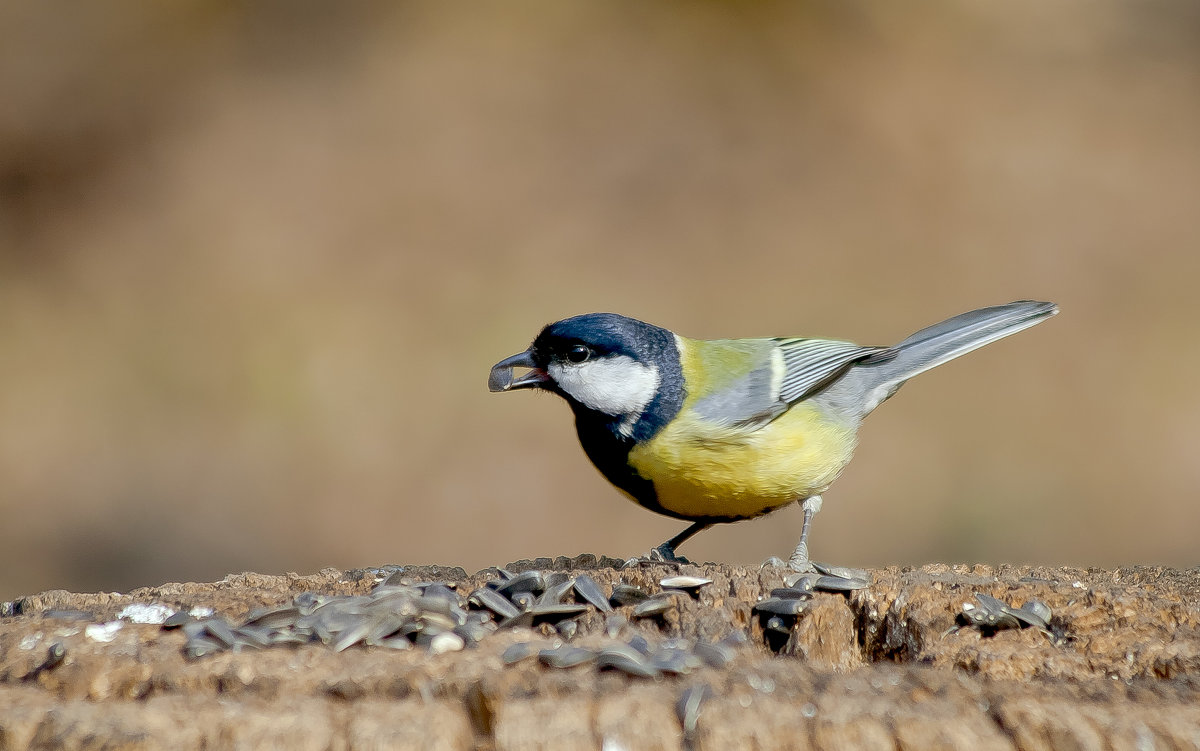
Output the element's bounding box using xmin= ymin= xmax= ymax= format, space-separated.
xmin=826 ymin=300 xmax=1058 ymax=419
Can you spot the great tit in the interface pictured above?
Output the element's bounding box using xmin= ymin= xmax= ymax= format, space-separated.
xmin=488 ymin=300 xmax=1057 ymax=572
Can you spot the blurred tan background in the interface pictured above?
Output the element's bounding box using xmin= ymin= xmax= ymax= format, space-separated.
xmin=1 ymin=1 xmax=1197 ymax=600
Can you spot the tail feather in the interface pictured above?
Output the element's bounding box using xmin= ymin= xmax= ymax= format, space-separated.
xmin=819 ymin=300 xmax=1057 ymax=419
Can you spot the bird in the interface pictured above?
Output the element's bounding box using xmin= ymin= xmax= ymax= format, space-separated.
xmin=488 ymin=300 xmax=1057 ymax=575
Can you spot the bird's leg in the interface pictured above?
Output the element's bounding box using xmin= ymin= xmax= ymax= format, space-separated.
xmin=786 ymin=495 xmax=822 ymax=573
xmin=653 ymin=521 xmax=710 ymax=562
xmin=770 ymin=494 xmax=869 ymax=589
xmin=624 ymin=521 xmax=711 ymax=567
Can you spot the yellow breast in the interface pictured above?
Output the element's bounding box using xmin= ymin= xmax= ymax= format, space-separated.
xmin=626 ymin=400 xmax=857 ymax=521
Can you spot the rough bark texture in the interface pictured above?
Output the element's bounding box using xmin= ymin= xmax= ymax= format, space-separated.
xmin=2 ymin=560 xmax=1199 ymax=750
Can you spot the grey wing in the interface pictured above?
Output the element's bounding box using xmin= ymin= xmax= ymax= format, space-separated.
xmin=690 ymin=338 xmax=889 ymax=430
xmin=690 ymin=352 xmax=785 ymax=429
xmin=777 ymin=338 xmax=890 ymax=404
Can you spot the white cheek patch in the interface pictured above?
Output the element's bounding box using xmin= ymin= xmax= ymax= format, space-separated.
xmin=548 ymin=356 xmax=660 ymax=419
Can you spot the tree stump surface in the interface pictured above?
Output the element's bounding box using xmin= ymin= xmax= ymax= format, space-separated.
xmin=2 ymin=560 xmax=1198 ymax=750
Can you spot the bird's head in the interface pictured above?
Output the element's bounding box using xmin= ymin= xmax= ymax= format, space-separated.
xmin=489 ymin=313 xmax=681 ymax=432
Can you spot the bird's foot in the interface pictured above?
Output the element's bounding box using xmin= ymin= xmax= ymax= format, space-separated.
xmin=807 ymin=562 xmax=870 ymax=591
xmin=759 ymin=555 xmax=813 ymax=572
xmin=623 ymin=543 xmax=691 ymax=569
xmin=762 ymin=558 xmax=870 ymax=591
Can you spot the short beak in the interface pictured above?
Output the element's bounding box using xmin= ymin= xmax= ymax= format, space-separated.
xmin=488 ymin=349 xmax=550 ymax=392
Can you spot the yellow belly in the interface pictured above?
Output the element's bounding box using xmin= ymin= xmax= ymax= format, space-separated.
xmin=625 ymin=402 xmax=858 ymax=521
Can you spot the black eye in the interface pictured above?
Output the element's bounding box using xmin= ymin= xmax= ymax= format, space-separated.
xmin=566 ymin=344 xmax=590 ymax=363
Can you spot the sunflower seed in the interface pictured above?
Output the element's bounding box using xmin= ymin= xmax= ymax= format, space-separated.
xmin=293 ymin=592 xmax=329 ymax=615
xmin=782 ymin=573 xmax=819 ymax=591
xmin=184 ymin=635 xmax=227 ymax=659
xmin=659 ymin=576 xmax=712 ymax=598
xmin=429 ymin=632 xmax=465 ymax=654
xmin=752 ymin=597 xmax=808 ymax=617
xmin=376 ymin=635 xmax=413 ymax=650
xmin=496 ymin=571 xmax=545 ymax=599
xmin=502 ymin=642 xmax=538 ymax=665
xmin=538 ymin=645 xmax=597 ymax=669
xmin=631 ymin=595 xmax=678 ymax=620
xmin=535 ymin=578 xmax=576 ymax=608
xmin=468 ymin=587 xmax=521 ymax=620
xmin=201 ymin=618 xmax=238 ymax=649
xmin=597 ymin=645 xmax=659 ymax=679
xmin=1012 ymin=600 xmax=1052 ymax=630
xmin=510 ymin=592 xmax=537 ymax=612
xmin=763 ymin=616 xmax=791 ymax=636
xmin=769 ymin=587 xmax=815 ymax=600
xmin=573 ymin=574 xmax=613 ymax=613
xmin=609 ymin=584 xmax=651 ymax=608
xmin=814 ymin=574 xmax=869 ymax=592
xmin=812 ymin=562 xmax=870 ymax=582
xmin=692 ymin=640 xmax=734 ymax=669
xmin=627 ymin=634 xmax=653 ymax=656
xmin=528 ymin=603 xmax=588 ymax=624
xmin=331 ymin=621 xmax=372 ymax=652
xmin=677 ymin=684 xmax=711 ymax=737
xmin=651 ymin=647 xmax=701 ymax=675
xmin=243 ymin=605 xmax=301 ymax=630
xmin=233 ymin=624 xmax=274 ymax=649
xmin=162 ymin=612 xmax=196 ymax=629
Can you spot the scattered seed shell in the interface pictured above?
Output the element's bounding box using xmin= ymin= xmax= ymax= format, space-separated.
xmin=609 ymin=584 xmax=651 ymax=608
xmin=538 ymin=645 xmax=597 ymax=669
xmin=752 ymin=597 xmax=808 ymax=617
xmin=573 ymin=574 xmax=613 ymax=613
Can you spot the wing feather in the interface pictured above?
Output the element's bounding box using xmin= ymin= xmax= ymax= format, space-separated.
xmin=776 ymin=338 xmax=888 ymax=404
xmin=687 ymin=337 xmax=890 ymax=431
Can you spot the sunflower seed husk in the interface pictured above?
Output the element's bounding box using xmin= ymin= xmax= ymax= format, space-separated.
xmin=502 ymin=642 xmax=538 ymax=665
xmin=692 ymin=640 xmax=735 ymax=669
xmin=814 ymin=574 xmax=869 ymax=592
xmin=659 ymin=576 xmax=712 ymax=597
xmin=763 ymin=616 xmax=791 ymax=635
xmin=538 ymin=645 xmax=597 ymax=669
xmin=596 ymin=645 xmax=660 ymax=679
xmin=331 ymin=621 xmax=372 ymax=652
xmin=631 ymin=595 xmax=677 ymax=620
xmin=609 ymin=584 xmax=651 ymax=608
xmin=468 ymin=587 xmax=521 ymax=620
xmin=782 ymin=573 xmax=819 ymax=592
xmin=528 ymin=603 xmax=588 ymax=624
xmin=233 ymin=625 xmax=274 ymax=649
xmin=573 ymin=574 xmax=613 ymax=613
xmin=651 ymin=647 xmax=701 ymax=675
xmin=376 ymin=635 xmax=413 ymax=650
xmin=243 ymin=605 xmax=302 ymax=630
xmin=201 ymin=618 xmax=238 ymax=649
xmin=769 ymin=587 xmax=815 ymax=601
xmin=535 ymin=579 xmax=576 ymax=608
xmin=752 ymin=597 xmax=809 ymax=617
xmin=429 ymin=631 xmax=465 ymax=654
xmin=1011 ymin=600 xmax=1052 ymax=630
xmin=496 ymin=571 xmax=545 ymax=599
xmin=184 ymin=635 xmax=227 ymax=660
xmin=812 ymin=562 xmax=870 ymax=581
xmin=627 ymin=634 xmax=653 ymax=656
xmin=162 ymin=612 xmax=196 ymax=629
xmin=510 ymin=592 xmax=537 ymax=612
xmin=677 ymin=683 xmax=711 ymax=739
xmin=604 ymin=614 xmax=628 ymax=638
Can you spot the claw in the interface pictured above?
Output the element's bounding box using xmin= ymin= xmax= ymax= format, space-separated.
xmin=621 ymin=545 xmax=689 ymax=569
